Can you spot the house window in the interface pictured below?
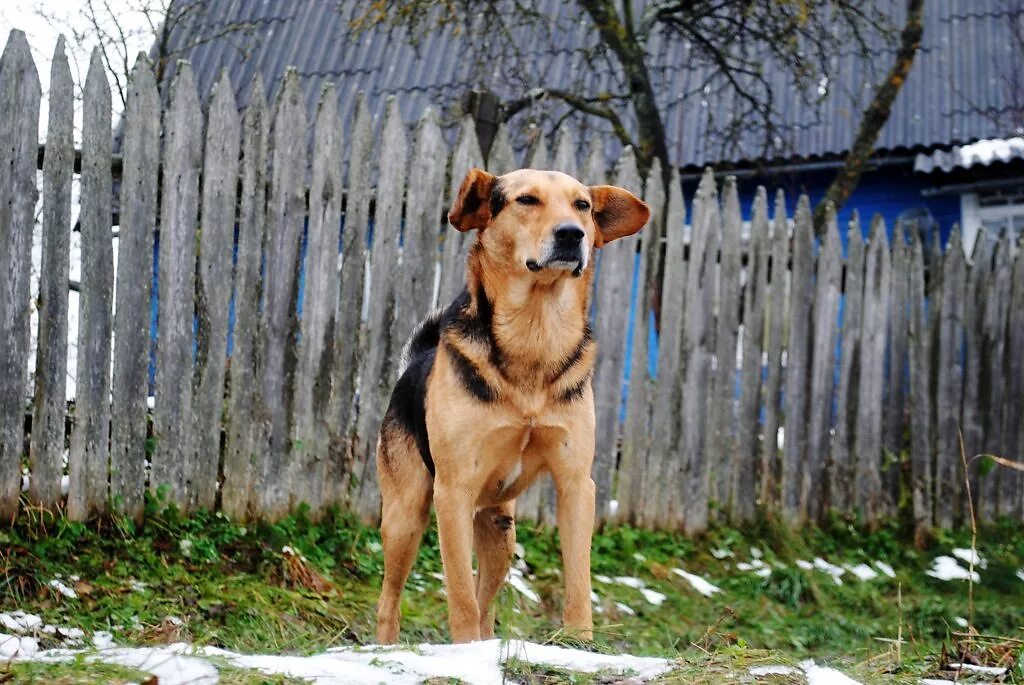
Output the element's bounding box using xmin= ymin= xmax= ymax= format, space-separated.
xmin=960 ymin=185 xmax=1024 ymax=255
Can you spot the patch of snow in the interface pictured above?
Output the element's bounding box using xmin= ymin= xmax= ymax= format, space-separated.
xmin=21 ymin=474 xmax=29 ymax=492
xmin=813 ymin=558 xmax=846 ymax=585
xmin=750 ymin=547 xmax=763 ymax=559
xmin=90 ymin=644 xmax=218 ymax=685
xmin=60 ymin=474 xmax=69 ymax=495
xmin=671 ymin=568 xmax=722 ymax=597
xmin=737 ymin=559 xmax=772 ymax=578
xmin=48 ymin=578 xmax=77 ymax=599
xmin=951 ymin=548 xmax=987 ymax=569
xmin=800 ymin=659 xmax=863 ymax=685
xmin=92 ymin=631 xmax=114 ymax=649
xmin=613 ymin=576 xmax=645 ymax=589
xmin=920 ymin=679 xmax=958 ymax=685
xmin=796 ymin=559 xmax=814 ymax=571
xmin=203 ymin=639 xmax=672 ymax=685
xmin=874 ymin=561 xmax=896 ymax=578
xmin=954 ymin=617 xmax=969 ymax=628
xmin=633 ymin=553 xmax=646 ymax=562
xmin=711 ymin=548 xmax=734 ymax=559
xmin=845 ymin=563 xmax=878 ymax=582
xmin=0 ymin=611 xmax=43 ymax=633
xmin=506 ymin=568 xmax=540 ymax=603
xmin=0 ymin=633 xmax=38 ymax=658
xmin=751 ymin=664 xmax=799 ymax=676
xmin=129 ymin=579 xmax=148 ymax=593
xmin=926 ymin=556 xmax=980 ymax=582
xmin=610 ymin=576 xmax=665 ymax=605
xmin=1017 ymin=568 xmax=1024 ymax=582
xmin=607 ymin=499 xmax=619 ymax=517
xmin=614 ymin=602 xmax=636 ymax=616
xmin=945 ymin=663 xmax=1007 ymax=676
xmin=594 ymin=574 xmax=613 ymax=584
xmin=58 ymin=627 xmax=85 ymax=641
xmin=165 ymin=616 xmax=184 ymax=627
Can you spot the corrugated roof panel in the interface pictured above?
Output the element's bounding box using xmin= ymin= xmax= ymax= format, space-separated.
xmin=158 ymin=0 xmax=1019 ymax=168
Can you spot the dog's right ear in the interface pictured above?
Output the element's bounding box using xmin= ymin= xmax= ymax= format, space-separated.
xmin=448 ymin=168 xmax=497 ymax=232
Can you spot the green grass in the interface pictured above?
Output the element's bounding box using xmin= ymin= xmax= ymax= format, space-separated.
xmin=1 ymin=500 xmax=1022 ymax=684
xmin=1 ymin=658 xmax=152 ymax=684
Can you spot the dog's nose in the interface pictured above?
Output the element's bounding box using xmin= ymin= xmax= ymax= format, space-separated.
xmin=554 ymin=224 xmax=585 ymax=247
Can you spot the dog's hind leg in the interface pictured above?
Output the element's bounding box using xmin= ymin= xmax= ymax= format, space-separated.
xmin=375 ymin=431 xmax=432 ymax=644
xmin=473 ymin=501 xmax=516 ymax=638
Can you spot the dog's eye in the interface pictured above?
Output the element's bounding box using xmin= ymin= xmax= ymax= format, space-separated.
xmin=574 ymin=199 xmax=591 ymax=212
xmin=516 ymin=195 xmax=540 ymax=206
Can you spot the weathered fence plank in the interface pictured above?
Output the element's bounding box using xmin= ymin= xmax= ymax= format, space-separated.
xmin=804 ymin=207 xmax=842 ymax=522
xmin=152 ymin=62 xmax=203 ymax=510
xmin=222 ymin=76 xmax=268 ymax=520
xmin=192 ymin=70 xmax=241 ymax=512
xmin=733 ymin=187 xmax=769 ymax=522
xmin=832 ymin=214 xmax=865 ymax=514
xmin=592 ymin=147 xmax=640 ymax=523
xmin=854 ymin=216 xmax=891 ymax=524
xmin=255 ymin=69 xmax=307 ymax=520
xmin=883 ymin=222 xmax=911 ymax=515
xmin=960 ymin=235 xmax=992 ymax=521
xmin=438 ymin=117 xmax=484 ymax=305
xmin=1004 ymin=242 xmax=1024 ymax=519
xmin=980 ymin=233 xmax=1011 ymax=520
xmin=397 ymin=107 xmax=445 ymax=354
xmin=29 ymin=38 xmax=72 ymax=512
xmin=110 ymin=54 xmax=159 ymax=521
xmin=551 ymin=128 xmax=577 ymax=176
xmin=645 ymin=169 xmax=686 ymax=527
xmin=934 ymin=230 xmax=966 ymax=529
xmin=486 ymin=123 xmax=516 ymax=175
xmin=68 ymin=51 xmax=114 ymax=521
xmin=0 ymin=31 xmax=40 ymax=519
xmin=354 ymin=97 xmax=408 ymax=521
xmin=678 ymin=169 xmax=719 ymax=533
xmin=708 ymin=177 xmax=741 ymax=517
xmin=329 ymin=94 xmax=372 ymax=507
xmin=618 ymin=157 xmax=660 ymax=522
xmin=760 ymin=191 xmax=789 ymax=510
xmin=907 ymin=230 xmax=933 ymax=541
xmin=524 ymin=130 xmax=549 ymax=169
xmin=782 ymin=197 xmax=814 ymax=522
xmin=291 ymin=84 xmax=344 ymax=515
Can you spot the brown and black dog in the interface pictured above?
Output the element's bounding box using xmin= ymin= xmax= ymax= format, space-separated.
xmin=374 ymin=167 xmax=650 ymax=644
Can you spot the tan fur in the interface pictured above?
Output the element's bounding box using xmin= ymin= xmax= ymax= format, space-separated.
xmin=375 ymin=168 xmax=650 ymax=644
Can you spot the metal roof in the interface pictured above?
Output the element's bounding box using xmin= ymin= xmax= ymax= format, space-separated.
xmin=159 ymin=0 xmax=1023 ymax=169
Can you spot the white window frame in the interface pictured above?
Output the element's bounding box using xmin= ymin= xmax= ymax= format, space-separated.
xmin=960 ymin=188 xmax=1024 ymax=256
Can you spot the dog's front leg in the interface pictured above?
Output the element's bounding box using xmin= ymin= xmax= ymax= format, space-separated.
xmin=434 ymin=481 xmax=481 ymax=642
xmin=555 ymin=474 xmax=595 ymax=639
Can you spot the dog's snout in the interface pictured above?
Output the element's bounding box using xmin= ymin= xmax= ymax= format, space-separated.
xmin=554 ymin=224 xmax=585 ymax=247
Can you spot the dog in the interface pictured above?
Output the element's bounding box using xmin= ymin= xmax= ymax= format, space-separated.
xmin=374 ymin=167 xmax=650 ymax=644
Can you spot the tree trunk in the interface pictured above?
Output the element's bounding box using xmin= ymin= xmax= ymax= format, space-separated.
xmin=813 ymin=0 xmax=925 ymax=233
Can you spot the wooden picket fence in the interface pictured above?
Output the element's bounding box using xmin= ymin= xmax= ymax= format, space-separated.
xmin=2 ymin=31 xmax=1023 ymax=533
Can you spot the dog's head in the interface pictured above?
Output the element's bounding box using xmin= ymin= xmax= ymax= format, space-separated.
xmin=448 ymin=168 xmax=650 ymax=278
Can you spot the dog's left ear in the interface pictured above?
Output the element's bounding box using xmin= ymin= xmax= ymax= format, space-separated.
xmin=589 ymin=185 xmax=651 ymax=247
xmin=449 ymin=168 xmax=497 ymax=232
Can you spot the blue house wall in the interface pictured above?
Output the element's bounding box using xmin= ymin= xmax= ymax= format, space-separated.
xmin=681 ymin=163 xmax=962 ymax=250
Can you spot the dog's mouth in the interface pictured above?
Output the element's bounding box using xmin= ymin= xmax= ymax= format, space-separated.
xmin=526 ymin=257 xmax=585 ymax=277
